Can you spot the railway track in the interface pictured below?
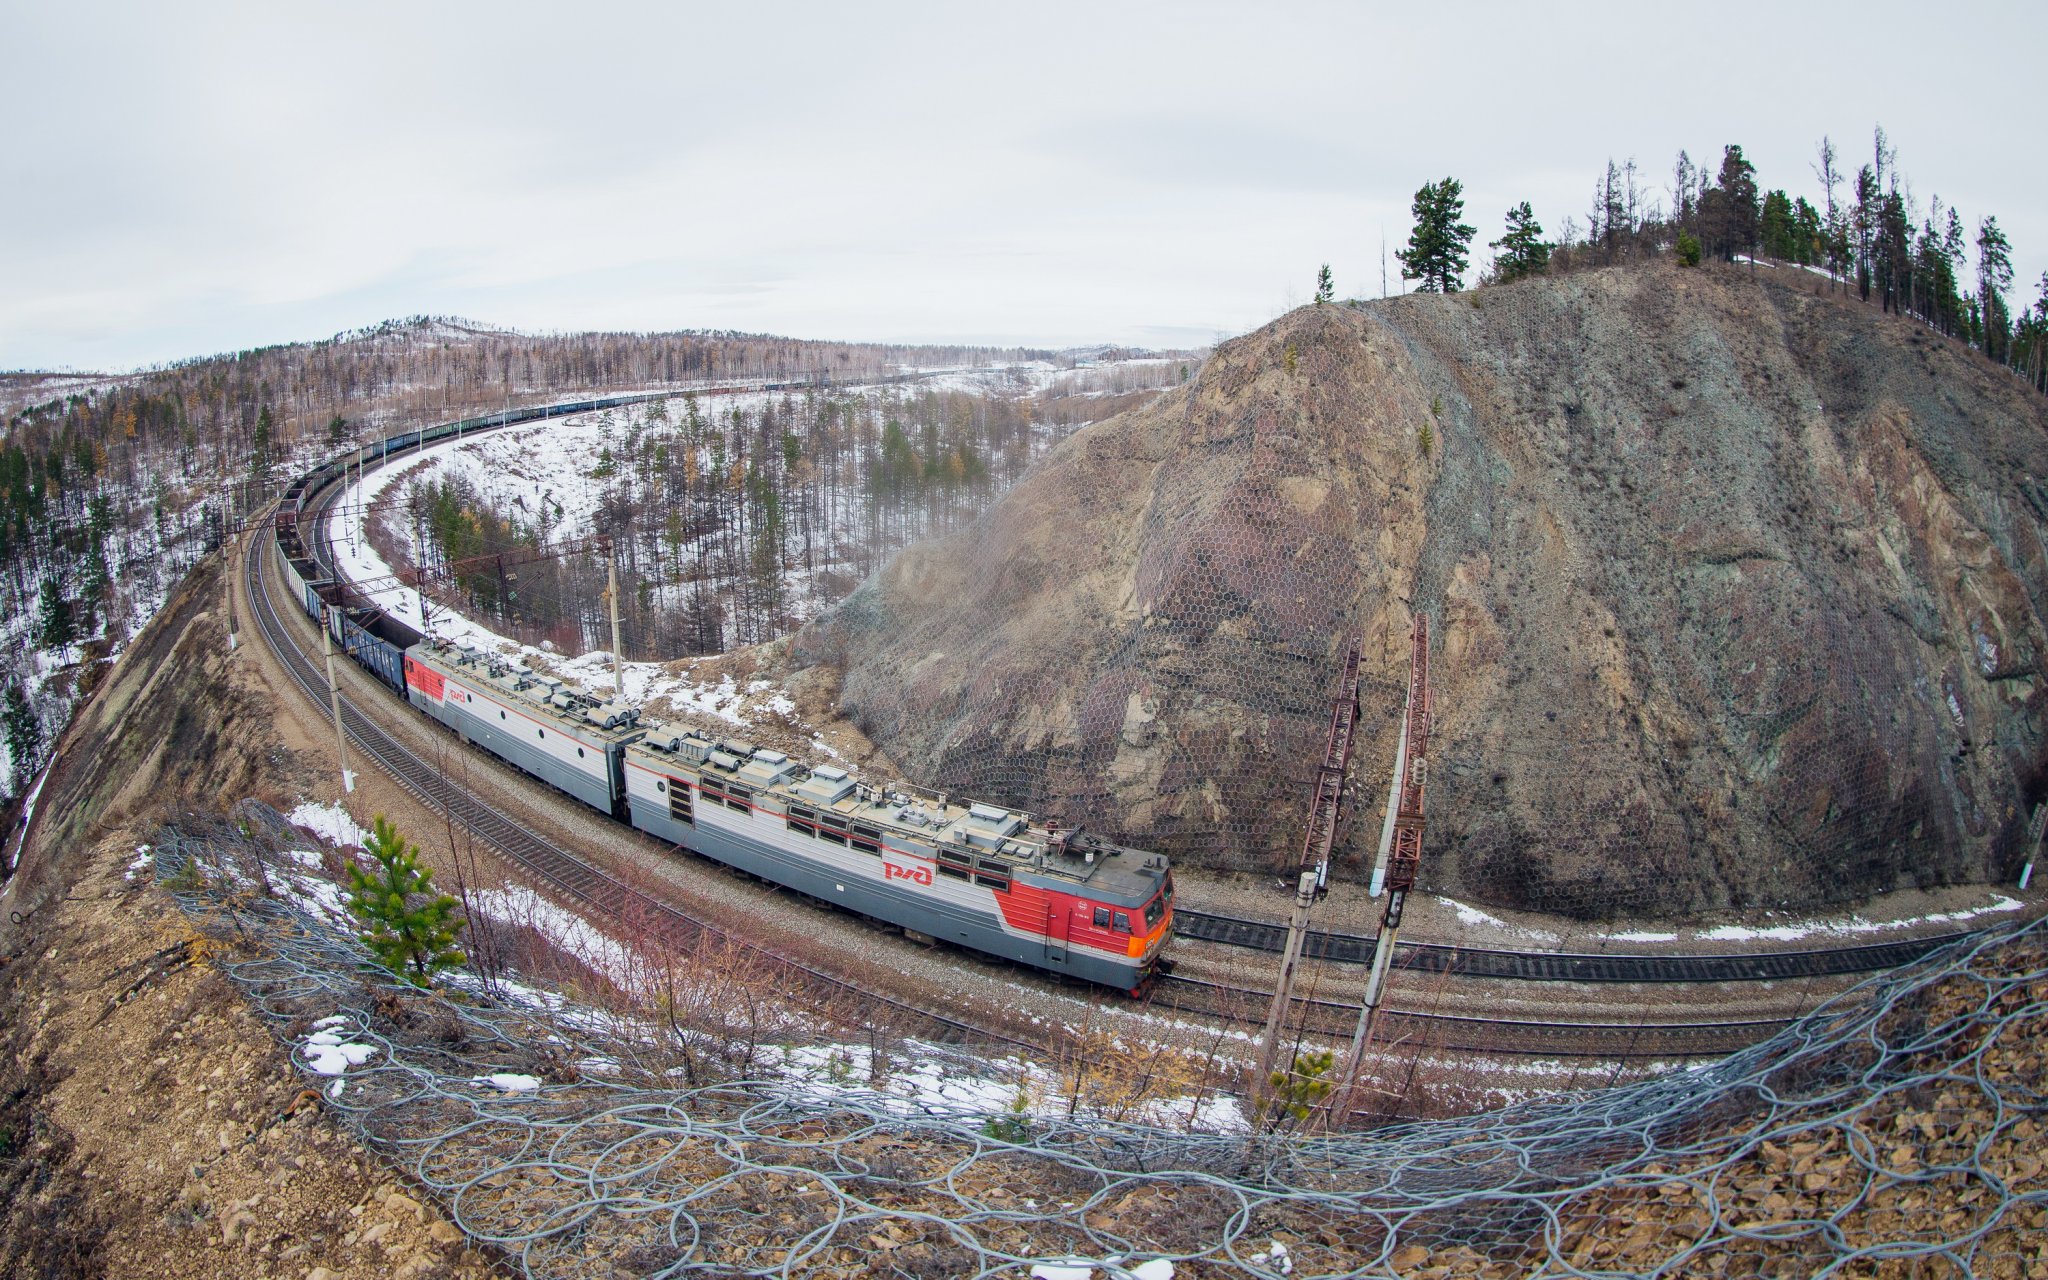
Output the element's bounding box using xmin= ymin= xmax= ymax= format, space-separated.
xmin=254 ymin=526 xmax=1814 ymax=1059
xmin=290 ymin=391 xmax=1985 ymax=992
xmin=244 ymin=528 xmax=1043 ymax=1057
xmin=1154 ymin=972 xmax=1790 ymax=1058
xmin=1174 ymin=910 xmax=1968 ymax=983
xmin=272 ymin=395 xmax=2007 ymax=1060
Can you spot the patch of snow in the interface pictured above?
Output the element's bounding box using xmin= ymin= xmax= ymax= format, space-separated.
xmin=1698 ymin=895 xmax=2024 ymax=943
xmin=287 ymin=801 xmax=370 ymax=849
xmin=1444 ymin=897 xmax=1559 ymax=942
xmin=1610 ymin=930 xmax=1679 ymax=943
xmin=468 ymin=886 xmax=636 ymax=986
xmin=6 ymin=764 xmax=52 ymax=872
xmin=1030 ymin=1263 xmax=1095 ymax=1280
xmin=126 ymin=845 xmax=155 ymax=881
xmin=474 ymin=1072 xmax=542 ymax=1093
xmin=1128 ymin=1261 xmax=1176 ymax=1280
xmin=300 ymin=1033 xmax=379 ymax=1076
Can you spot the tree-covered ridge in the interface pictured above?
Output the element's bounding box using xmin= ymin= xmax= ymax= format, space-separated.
xmin=1381 ymin=127 xmax=2047 ymax=395
xmin=0 ymin=324 xmax=1155 ymax=811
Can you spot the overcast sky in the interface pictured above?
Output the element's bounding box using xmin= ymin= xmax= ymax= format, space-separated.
xmin=5 ymin=2 xmax=2044 ymax=371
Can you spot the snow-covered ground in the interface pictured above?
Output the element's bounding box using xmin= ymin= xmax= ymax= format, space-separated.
xmin=318 ymin=362 xmax=1118 ymax=747
xmin=257 ymin=798 xmax=1256 ymax=1136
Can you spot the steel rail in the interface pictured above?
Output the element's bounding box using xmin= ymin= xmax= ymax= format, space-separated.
xmin=1154 ymin=972 xmax=1797 ymax=1058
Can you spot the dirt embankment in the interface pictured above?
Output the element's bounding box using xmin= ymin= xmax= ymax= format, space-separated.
xmin=795 ymin=263 xmax=2048 ymax=919
xmin=0 ymin=556 xmax=494 ymax=1279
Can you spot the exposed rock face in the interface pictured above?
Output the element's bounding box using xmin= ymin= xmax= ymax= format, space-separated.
xmin=795 ymin=265 xmax=2048 ymax=918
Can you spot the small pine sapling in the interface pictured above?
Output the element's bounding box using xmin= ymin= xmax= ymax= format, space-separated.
xmin=346 ymin=814 xmax=466 ymax=985
xmin=983 ymin=1082 xmax=1033 ymax=1143
xmin=1676 ymin=230 xmax=1702 ymax=267
xmin=1314 ymin=264 xmax=1334 ymax=305
xmin=1265 ymin=1048 xmax=1336 ymax=1130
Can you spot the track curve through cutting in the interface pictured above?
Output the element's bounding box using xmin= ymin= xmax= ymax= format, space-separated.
xmin=268 ymin=392 xmax=2042 ymax=1058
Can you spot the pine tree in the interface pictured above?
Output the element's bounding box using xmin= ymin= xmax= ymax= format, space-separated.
xmin=327 ymin=415 xmax=348 ymax=446
xmin=1699 ymin=145 xmax=1759 ymax=262
xmin=345 ymin=814 xmax=466 ymax=985
xmin=1760 ymin=190 xmax=1797 ymax=261
xmin=1396 ymin=178 xmax=1476 ymax=293
xmin=1490 ymin=203 xmax=1549 ymax=282
xmin=1978 ymin=216 xmax=2014 ymax=362
xmin=37 ymin=578 xmax=73 ymax=653
xmin=251 ymin=404 xmax=275 ymax=479
xmin=1314 ymin=264 xmax=1334 ymax=304
xmin=3 ymin=682 xmax=41 ymax=792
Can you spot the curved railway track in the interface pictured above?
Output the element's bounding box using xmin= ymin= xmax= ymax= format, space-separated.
xmin=265 ymin=394 xmax=2028 ymax=1059
xmin=255 ymin=534 xmax=1804 ymax=1062
xmin=244 ymin=527 xmax=1044 ymax=1057
xmin=258 ymin=512 xmax=1806 ymax=1060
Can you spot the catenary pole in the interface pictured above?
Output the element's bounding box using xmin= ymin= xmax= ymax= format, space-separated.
xmin=320 ymin=605 xmax=352 ymax=793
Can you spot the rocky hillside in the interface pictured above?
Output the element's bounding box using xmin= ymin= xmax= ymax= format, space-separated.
xmin=795 ymin=263 xmax=2048 ymax=919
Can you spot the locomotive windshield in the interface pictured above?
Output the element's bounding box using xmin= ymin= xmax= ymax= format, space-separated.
xmin=1144 ymin=888 xmax=1167 ymax=930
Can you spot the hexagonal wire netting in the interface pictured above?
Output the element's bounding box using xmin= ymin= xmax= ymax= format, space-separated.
xmin=157 ymin=816 xmax=2046 ymax=1279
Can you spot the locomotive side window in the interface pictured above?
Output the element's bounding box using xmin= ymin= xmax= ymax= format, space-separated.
xmin=937 ymin=848 xmax=971 ymax=879
xmin=1113 ymin=911 xmax=1130 ymax=933
xmin=1092 ymin=907 xmax=1111 ymax=928
xmin=1144 ymin=894 xmax=1165 ymax=930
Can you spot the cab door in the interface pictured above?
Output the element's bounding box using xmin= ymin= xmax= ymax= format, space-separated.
xmin=1043 ymin=899 xmax=1070 ymax=966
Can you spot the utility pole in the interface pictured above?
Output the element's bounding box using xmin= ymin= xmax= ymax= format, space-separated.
xmin=320 ymin=604 xmax=353 ymax=793
xmin=1336 ymin=616 xmax=1432 ymax=1123
xmin=604 ymin=539 xmax=625 ymax=700
xmin=1250 ymin=636 xmax=1363 ymax=1119
xmin=220 ymin=452 xmax=238 ymax=654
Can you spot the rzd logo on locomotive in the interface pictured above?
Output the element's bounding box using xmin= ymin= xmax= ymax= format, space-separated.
xmin=884 ymin=861 xmax=932 ymax=886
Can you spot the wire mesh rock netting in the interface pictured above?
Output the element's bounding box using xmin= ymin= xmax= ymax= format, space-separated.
xmin=799 ymin=276 xmax=2048 ymax=921
xmin=158 ymin=815 xmax=2047 ymax=1278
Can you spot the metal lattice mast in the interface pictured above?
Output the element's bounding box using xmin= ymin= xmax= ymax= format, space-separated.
xmin=1337 ymin=616 xmax=1432 ymax=1121
xmin=1250 ymin=635 xmax=1363 ymax=1114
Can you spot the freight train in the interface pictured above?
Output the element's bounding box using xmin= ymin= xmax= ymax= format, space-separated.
xmin=270 ymin=394 xmax=1175 ymax=994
